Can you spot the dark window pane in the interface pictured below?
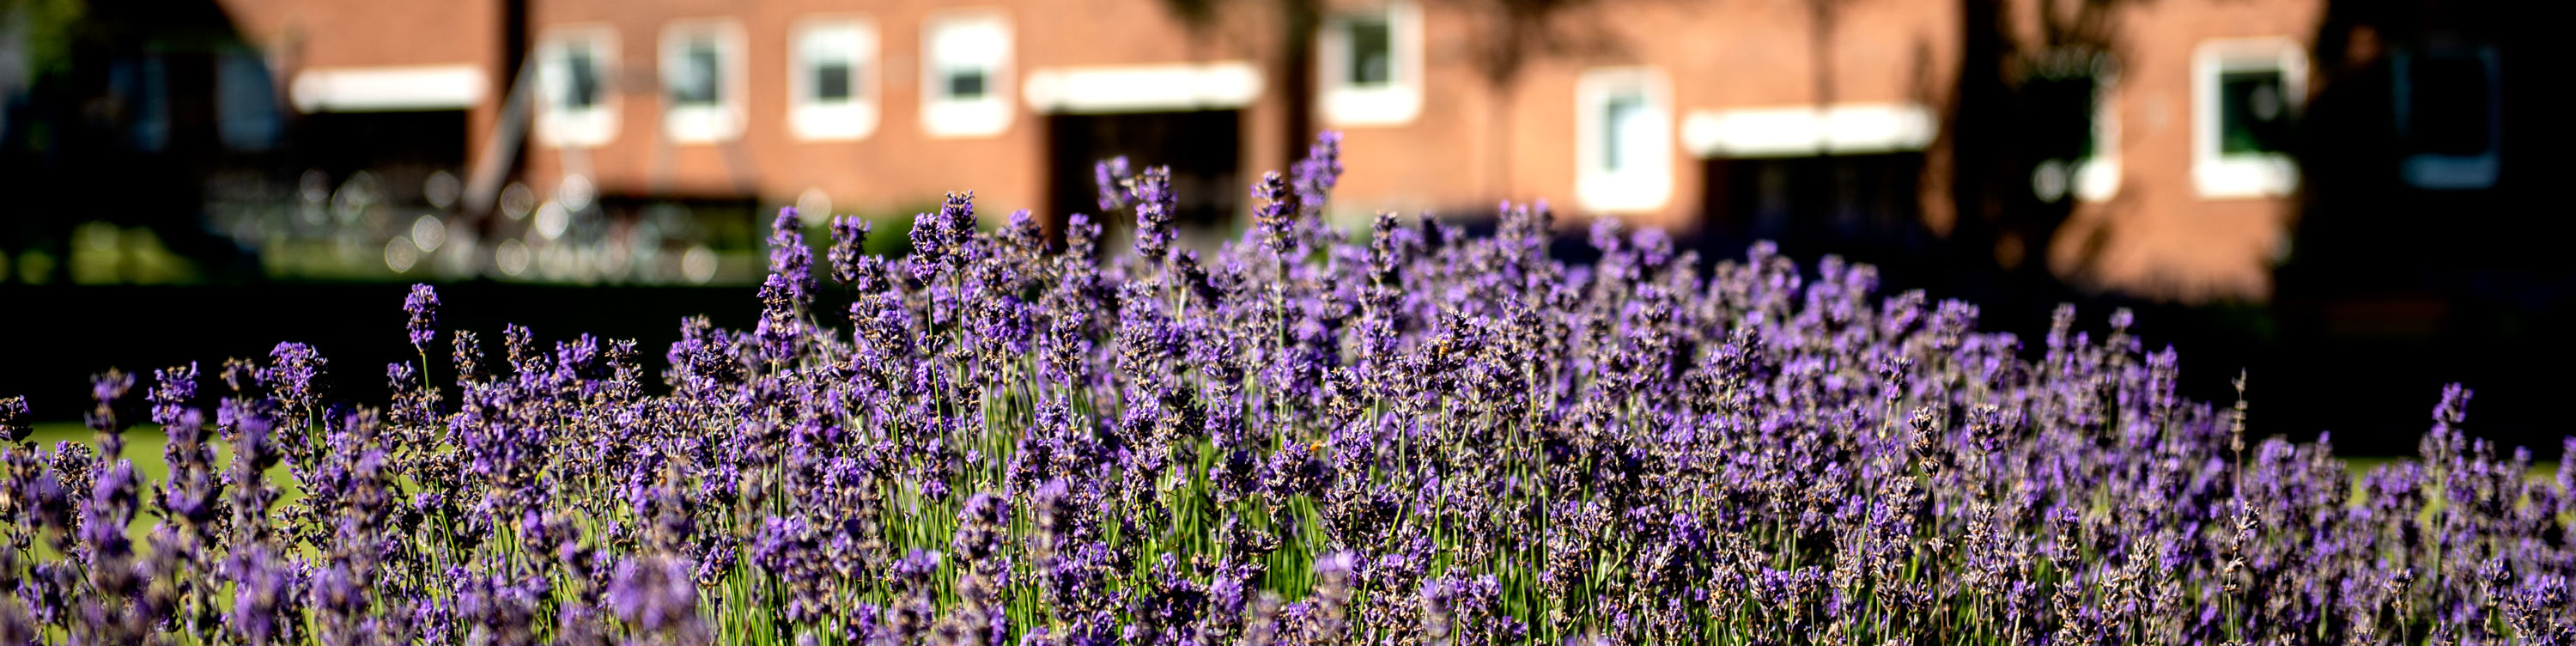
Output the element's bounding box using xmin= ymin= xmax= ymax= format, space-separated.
xmin=2219 ymin=70 xmax=2290 ymax=155
xmin=2405 ymin=56 xmax=2490 ymax=155
xmin=1604 ymin=93 xmax=1644 ymax=172
xmin=565 ymin=47 xmax=599 ymax=109
xmin=2024 ymin=76 xmax=2098 ymax=161
xmin=1708 ymin=154 xmax=1926 ymax=244
xmin=815 ymin=61 xmax=853 ymax=101
xmin=216 ymin=52 xmax=280 ymax=151
xmin=673 ymin=40 xmax=720 ymax=107
xmin=110 ymin=56 xmax=170 ymax=151
xmin=1047 ymin=110 xmax=1244 ymax=231
xmin=948 ymin=70 xmax=987 ymax=99
xmin=1346 ymin=18 xmax=1391 ymax=87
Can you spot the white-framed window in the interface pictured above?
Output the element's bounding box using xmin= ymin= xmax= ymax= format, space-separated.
xmin=1575 ymin=67 xmax=1673 ymax=213
xmin=920 ymin=9 xmax=1013 ymax=138
xmin=2073 ymin=79 xmax=2121 ymax=202
xmin=789 ymin=16 xmax=878 ymax=141
xmin=536 ymin=26 xmax=618 ymax=148
xmin=2025 ymin=49 xmax=2121 ymax=203
xmin=1317 ymin=1 xmax=1424 ymax=126
xmin=659 ymin=19 xmax=748 ymax=144
xmin=2394 ymin=45 xmax=2501 ymax=191
xmin=2192 ymin=38 xmax=2306 ymax=199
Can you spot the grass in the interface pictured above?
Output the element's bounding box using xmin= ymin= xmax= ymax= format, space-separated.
xmin=2341 ymin=454 xmax=2559 ymax=481
xmin=33 ymin=420 xmax=2555 ymax=529
xmin=22 ymin=421 xmax=306 ymax=542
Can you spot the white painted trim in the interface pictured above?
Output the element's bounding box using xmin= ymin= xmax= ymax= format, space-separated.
xmin=1316 ymin=1 xmax=1424 ymax=126
xmin=1680 ymin=103 xmax=1936 ymax=158
xmin=2073 ymin=155 xmax=2121 ymax=203
xmin=2192 ymin=37 xmax=2306 ymax=199
xmin=290 ymin=64 xmax=486 ymax=113
xmin=1822 ymin=104 xmax=1937 ymax=154
xmin=2023 ymin=53 xmax=2123 ymax=203
xmin=535 ymin=26 xmax=620 ymax=148
xmin=788 ymin=15 xmax=879 ymax=141
xmin=2074 ymin=65 xmax=2123 ymax=203
xmin=2394 ymin=46 xmax=2502 ymax=191
xmin=1681 ymin=108 xmax=1816 ymax=157
xmin=1023 ymin=62 xmax=1261 ymax=113
xmin=920 ymin=8 xmax=1014 ymax=138
xmin=1575 ymin=67 xmax=1674 ymax=214
xmin=660 ymin=18 xmax=749 ymax=144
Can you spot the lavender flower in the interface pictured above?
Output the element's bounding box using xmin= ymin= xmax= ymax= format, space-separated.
xmin=770 ymin=207 xmax=816 ymax=308
xmin=225 ymin=545 xmax=297 ymax=645
xmin=1292 ymin=131 xmax=1344 ymax=212
xmin=0 ymin=395 xmax=29 ymax=444
xmin=1131 ymin=166 xmax=1176 ymax=264
xmin=264 ymin=342 xmax=326 ymax=414
xmin=404 ymin=283 xmax=440 ymax=348
xmin=606 ymin=555 xmax=707 ymax=641
xmin=829 ymin=215 xmax=872 ymax=285
xmin=0 ymin=147 xmax=2557 ymax=646
xmin=1095 ymin=155 xmax=1133 ymax=212
xmin=1253 ymin=171 xmax=1295 ymax=256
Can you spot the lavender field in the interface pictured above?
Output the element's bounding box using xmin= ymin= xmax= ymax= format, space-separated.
xmin=4 ymin=136 xmax=2571 ymax=645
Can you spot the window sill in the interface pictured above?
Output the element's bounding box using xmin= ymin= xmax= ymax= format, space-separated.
xmin=665 ymin=106 xmax=744 ymax=144
xmin=1321 ymin=85 xmax=1420 ymax=127
xmin=2074 ymin=157 xmax=2120 ymax=202
xmin=1577 ymin=172 xmax=1672 ymax=214
xmin=791 ymin=103 xmax=878 ymax=141
xmin=538 ymin=109 xmax=618 ymax=149
xmin=922 ymin=98 xmax=1010 ymax=138
xmin=2193 ymin=155 xmax=2298 ymax=199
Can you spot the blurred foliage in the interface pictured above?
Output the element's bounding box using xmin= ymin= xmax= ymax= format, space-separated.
xmin=801 ymin=201 xmax=926 ymax=259
xmin=1157 ymin=0 xmax=1224 ymax=29
xmin=67 ymin=221 xmax=200 ymax=284
xmin=1449 ymin=0 xmax=1611 ymax=90
xmin=1 ymin=0 xmax=85 ymax=79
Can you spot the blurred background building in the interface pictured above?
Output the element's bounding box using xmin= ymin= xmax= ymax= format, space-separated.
xmin=1 ymin=0 xmax=2566 ymax=454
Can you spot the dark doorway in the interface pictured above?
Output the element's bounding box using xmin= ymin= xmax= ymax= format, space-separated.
xmin=1045 ymin=110 xmax=1242 ymax=237
xmin=297 ymin=110 xmax=471 ymax=182
xmin=1701 ymin=152 xmax=1929 ymax=264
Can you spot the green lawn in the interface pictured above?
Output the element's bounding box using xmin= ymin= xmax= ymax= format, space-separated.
xmin=21 ymin=421 xmax=304 ymax=542
xmin=28 ymin=422 xmax=178 ymax=491
xmin=2340 ymin=455 xmax=2560 ymax=480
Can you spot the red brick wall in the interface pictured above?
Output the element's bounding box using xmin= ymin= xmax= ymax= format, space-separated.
xmin=2051 ymin=0 xmax=2324 ymax=302
xmin=215 ymin=0 xmax=506 ymax=173
xmin=228 ymin=0 xmax=2325 ymax=302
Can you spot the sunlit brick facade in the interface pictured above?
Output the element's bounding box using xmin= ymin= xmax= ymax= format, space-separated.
xmin=215 ymin=0 xmax=2357 ymax=302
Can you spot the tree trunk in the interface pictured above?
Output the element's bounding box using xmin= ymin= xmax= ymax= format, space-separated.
xmin=1280 ymin=0 xmax=1321 ymax=172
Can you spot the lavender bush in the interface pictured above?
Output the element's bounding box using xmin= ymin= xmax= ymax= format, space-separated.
xmin=3 ymin=133 xmax=2572 ymax=645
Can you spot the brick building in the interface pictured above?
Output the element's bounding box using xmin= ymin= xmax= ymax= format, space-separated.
xmin=33 ymin=0 xmax=2523 ymax=302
